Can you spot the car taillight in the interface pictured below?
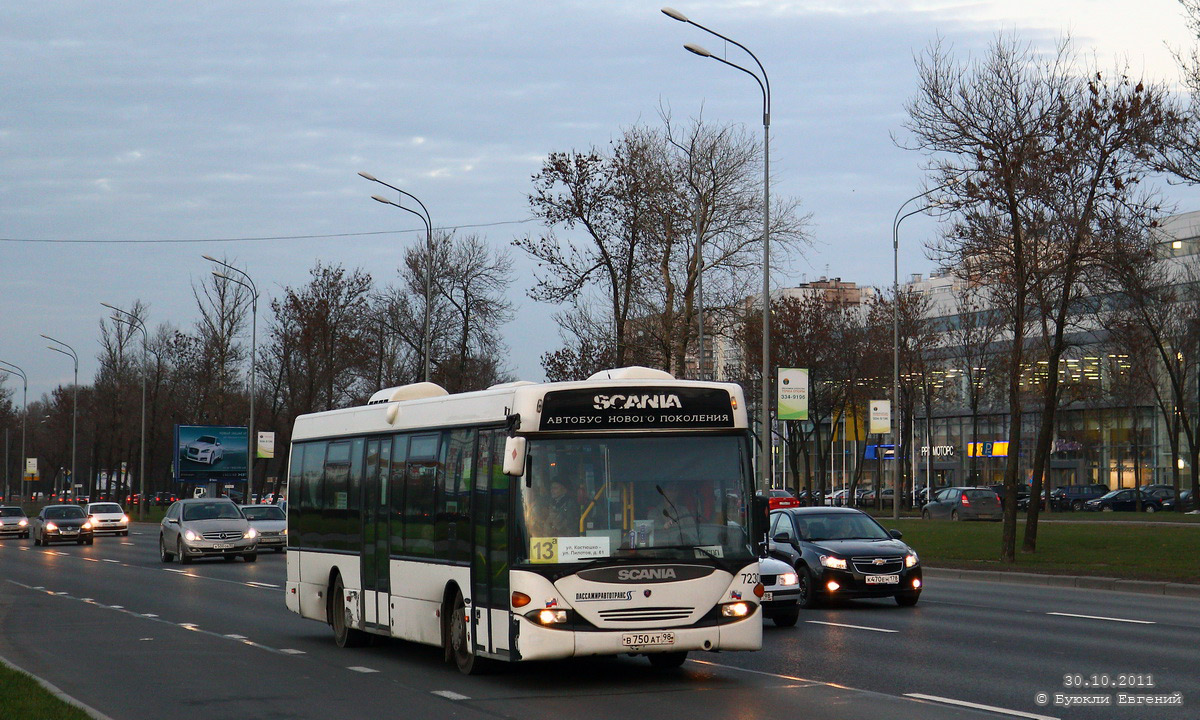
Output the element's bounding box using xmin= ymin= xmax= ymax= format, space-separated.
xmin=994 ymin=494 xmax=1001 ymax=503
xmin=961 ymin=493 xmax=971 ymax=506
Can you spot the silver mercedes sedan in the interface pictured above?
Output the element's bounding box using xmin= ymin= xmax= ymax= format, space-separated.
xmin=160 ymin=498 xmax=258 ymax=564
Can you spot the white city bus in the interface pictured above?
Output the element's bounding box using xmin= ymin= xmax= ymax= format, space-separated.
xmin=284 ymin=366 xmax=765 ymax=673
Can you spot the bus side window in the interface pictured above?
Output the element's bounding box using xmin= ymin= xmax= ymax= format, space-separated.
xmin=439 ymin=428 xmax=475 ymax=563
xmin=390 ymin=435 xmax=409 ymax=558
xmin=405 ymin=434 xmax=440 ymax=558
xmin=287 ymin=443 xmax=305 ymax=549
xmin=299 ymin=440 xmax=326 ymax=548
xmin=347 ymin=437 xmax=364 ymax=551
xmin=324 ymin=441 xmax=352 ymax=550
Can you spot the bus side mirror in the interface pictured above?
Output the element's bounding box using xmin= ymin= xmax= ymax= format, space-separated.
xmin=502 ymin=436 xmax=527 ymax=478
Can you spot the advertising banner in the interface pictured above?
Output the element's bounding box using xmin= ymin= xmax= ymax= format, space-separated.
xmin=174 ymin=425 xmax=249 ymax=483
xmin=777 ymin=368 xmax=809 ymax=421
xmin=257 ymin=431 xmax=275 ymax=459
xmin=869 ymin=400 xmax=891 ymax=435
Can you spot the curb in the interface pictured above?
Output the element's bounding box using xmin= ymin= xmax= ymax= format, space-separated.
xmin=923 ymin=567 xmax=1200 ymax=599
xmin=0 ymin=652 xmax=117 ymax=720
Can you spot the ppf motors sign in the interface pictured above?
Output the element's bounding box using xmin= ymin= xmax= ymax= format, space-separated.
xmin=777 ymin=368 xmax=809 ymax=421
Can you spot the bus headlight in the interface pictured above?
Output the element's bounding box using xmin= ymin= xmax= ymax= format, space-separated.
xmin=529 ymin=609 xmax=568 ymax=625
xmin=721 ymin=602 xmax=751 ymax=618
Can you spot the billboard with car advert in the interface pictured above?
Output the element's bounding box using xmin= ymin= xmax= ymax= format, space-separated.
xmin=174 ymin=425 xmax=248 ymax=482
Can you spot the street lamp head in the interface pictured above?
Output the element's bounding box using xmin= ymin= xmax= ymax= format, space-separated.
xmin=371 ymin=195 xmax=399 ymax=207
xmin=661 ymin=7 xmax=689 ymax=22
xmin=358 ymin=171 xmax=378 ymax=182
xmin=212 ymin=271 xmax=230 ymax=281
xmin=202 ymin=254 xmax=218 ymax=263
xmin=684 ymin=42 xmax=712 ymax=58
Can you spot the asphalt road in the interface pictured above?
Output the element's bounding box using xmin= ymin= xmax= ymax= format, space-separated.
xmin=1 ymin=525 xmax=1195 ymax=720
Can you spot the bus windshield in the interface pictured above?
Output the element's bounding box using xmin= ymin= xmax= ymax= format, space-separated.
xmin=516 ymin=434 xmax=753 ymax=565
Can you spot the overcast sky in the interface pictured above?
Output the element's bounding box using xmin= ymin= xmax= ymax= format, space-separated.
xmin=5 ymin=0 xmax=1200 ymax=402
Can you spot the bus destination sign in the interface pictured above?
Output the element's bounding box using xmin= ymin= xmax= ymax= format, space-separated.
xmin=539 ymin=386 xmax=735 ymax=430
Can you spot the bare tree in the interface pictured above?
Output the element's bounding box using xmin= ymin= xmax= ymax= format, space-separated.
xmin=904 ymin=34 xmax=1177 ymax=558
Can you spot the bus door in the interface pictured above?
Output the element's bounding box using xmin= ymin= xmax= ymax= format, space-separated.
xmin=471 ymin=429 xmax=511 ymax=658
xmin=361 ymin=437 xmax=391 ymax=630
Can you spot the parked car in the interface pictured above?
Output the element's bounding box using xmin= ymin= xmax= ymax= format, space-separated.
xmin=989 ymin=483 xmax=1030 ymax=508
xmin=83 ymin=502 xmax=129 ymax=536
xmin=766 ymin=489 xmax=801 ymax=510
xmin=152 ymin=491 xmax=179 ymax=507
xmin=767 ymin=506 xmax=922 ymax=608
xmin=182 ymin=435 xmax=224 ymax=465
xmin=159 ymin=498 xmax=258 ymax=564
xmin=825 ymin=488 xmax=855 ymax=507
xmin=922 ymin=486 xmax=1002 ymax=521
xmin=31 ymin=505 xmax=94 ymax=546
xmin=1049 ymin=484 xmax=1109 ymax=511
xmin=758 ymin=554 xmax=801 ymax=626
xmin=1083 ymin=489 xmax=1163 ymax=513
xmin=0 ymin=506 xmax=30 ymax=538
xmin=240 ymin=504 xmax=286 ymax=552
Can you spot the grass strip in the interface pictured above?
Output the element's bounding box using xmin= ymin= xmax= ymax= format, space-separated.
xmin=0 ymin=661 xmax=96 ymax=720
xmin=878 ymin=518 xmax=1200 ymax=582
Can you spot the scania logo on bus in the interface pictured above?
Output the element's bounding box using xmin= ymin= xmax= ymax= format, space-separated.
xmin=592 ymin=393 xmax=683 ymax=410
xmin=576 ymin=564 xmax=715 ymax=584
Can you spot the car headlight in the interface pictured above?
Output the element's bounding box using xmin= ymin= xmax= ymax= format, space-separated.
xmin=184 ymin=529 xmax=199 ymax=542
xmin=905 ymin=551 xmax=919 ymax=568
xmin=82 ymin=522 xmax=92 ymax=530
xmin=281 ymin=528 xmax=287 ymax=535
xmin=18 ymin=519 xmax=27 ymax=527
xmin=45 ymin=522 xmax=58 ymax=532
xmin=245 ymin=527 xmax=258 ymax=539
xmin=121 ymin=515 xmax=130 ymax=523
xmin=819 ymin=555 xmax=847 ymax=570
xmin=777 ymin=572 xmax=799 ymax=587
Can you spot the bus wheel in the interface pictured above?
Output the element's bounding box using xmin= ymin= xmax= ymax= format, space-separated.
xmin=648 ymin=651 xmax=688 ymax=668
xmin=330 ymin=576 xmax=367 ymax=648
xmin=448 ymin=590 xmax=485 ymax=674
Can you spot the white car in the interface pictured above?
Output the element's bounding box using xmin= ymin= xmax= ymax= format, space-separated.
xmin=240 ymin=504 xmax=286 ymax=552
xmin=759 ymin=555 xmax=801 ymax=626
xmin=183 ymin=435 xmax=224 ymax=465
xmin=84 ymin=502 xmax=129 ymax=536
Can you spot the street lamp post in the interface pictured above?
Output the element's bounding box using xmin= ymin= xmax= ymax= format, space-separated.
xmin=0 ymin=361 xmax=27 ymax=502
xmin=891 ymin=179 xmax=958 ymax=520
xmin=663 ymin=7 xmax=772 ymax=491
xmin=358 ymin=171 xmax=435 ymax=383
xmin=102 ymin=304 xmax=148 ymax=519
xmin=203 ymin=257 xmax=259 ymax=502
xmin=41 ymin=335 xmax=78 ymax=502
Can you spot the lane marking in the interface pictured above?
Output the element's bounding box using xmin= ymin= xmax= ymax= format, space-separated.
xmin=433 ymin=690 xmax=471 ymax=700
xmin=348 ymin=666 xmax=379 ymax=673
xmin=19 ymin=546 xmax=29 ymax=550
xmin=806 ymin=620 xmax=899 ymax=633
xmin=279 ymin=649 xmax=306 ymax=655
xmin=121 ymin=542 xmax=135 ymax=545
xmin=102 ymin=559 xmax=120 ymax=563
xmin=225 ymin=634 xmax=248 ymax=640
xmin=52 ymin=551 xmax=68 ymax=556
xmin=142 ymin=613 xmax=158 ymax=618
xmin=906 ymin=693 xmax=1060 ymax=720
xmin=83 ymin=558 xmax=99 ymax=562
xmin=163 ymin=568 xmax=188 ymax=574
xmin=179 ymin=623 xmax=198 ymax=629
xmin=245 ymin=582 xmax=279 ymax=588
xmin=107 ymin=605 xmax=124 ymax=609
xmin=1045 ymin=611 xmax=1154 ymax=625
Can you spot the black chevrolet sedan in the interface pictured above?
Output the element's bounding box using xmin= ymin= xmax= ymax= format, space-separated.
xmin=31 ymin=504 xmax=94 ymax=546
xmin=768 ymin=507 xmax=922 ymax=608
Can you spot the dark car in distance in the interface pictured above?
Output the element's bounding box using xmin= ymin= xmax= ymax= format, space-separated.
xmin=767 ymin=507 xmax=922 ymax=608
xmin=923 ymin=486 xmax=1002 ymax=521
xmin=1084 ymin=489 xmax=1163 ymax=513
xmin=31 ymin=505 xmax=94 ymax=546
xmin=1050 ymin=484 xmax=1109 ymax=511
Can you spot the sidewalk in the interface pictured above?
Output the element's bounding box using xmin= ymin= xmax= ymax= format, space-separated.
xmin=923 ymin=566 xmax=1200 ymax=599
